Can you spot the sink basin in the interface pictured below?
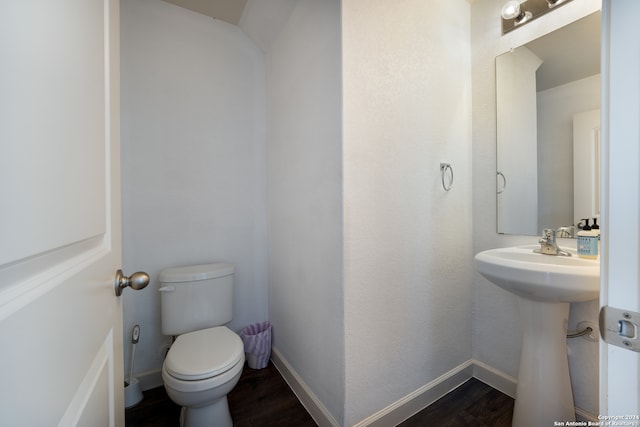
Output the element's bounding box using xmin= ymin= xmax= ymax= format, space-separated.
xmin=474 ymin=244 xmax=600 ymax=426
xmin=475 ymin=244 xmax=599 ymax=302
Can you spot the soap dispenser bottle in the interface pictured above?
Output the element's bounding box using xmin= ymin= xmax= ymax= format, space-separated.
xmin=577 ymin=218 xmax=599 ymax=259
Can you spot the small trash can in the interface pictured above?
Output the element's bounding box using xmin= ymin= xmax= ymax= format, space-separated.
xmin=239 ymin=321 xmax=272 ymax=369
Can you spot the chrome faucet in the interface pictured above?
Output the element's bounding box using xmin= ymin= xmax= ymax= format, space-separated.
xmin=535 ymin=228 xmax=572 ymax=256
xmin=556 ymin=226 xmax=575 ymax=238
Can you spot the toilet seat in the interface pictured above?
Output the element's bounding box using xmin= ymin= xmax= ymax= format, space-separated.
xmin=164 ymin=326 xmax=244 ymax=381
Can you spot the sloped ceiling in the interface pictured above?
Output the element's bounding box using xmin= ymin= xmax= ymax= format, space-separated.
xmin=162 ymin=0 xmax=248 ymax=25
xmin=160 ymin=0 xmax=298 ymax=52
xmin=527 ymin=12 xmax=601 ymax=91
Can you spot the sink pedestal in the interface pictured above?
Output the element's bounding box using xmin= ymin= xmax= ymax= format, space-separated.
xmin=513 ymin=298 xmax=575 ymax=427
xmin=474 ymin=245 xmax=599 ymax=426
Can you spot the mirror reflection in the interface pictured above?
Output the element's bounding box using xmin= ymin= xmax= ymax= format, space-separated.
xmin=496 ymin=12 xmax=601 ymax=236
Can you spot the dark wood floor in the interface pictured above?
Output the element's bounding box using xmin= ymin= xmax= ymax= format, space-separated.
xmin=125 ymin=362 xmax=513 ymax=427
xmin=125 ymin=361 xmax=316 ymax=427
xmin=398 ymin=378 xmax=514 ymax=427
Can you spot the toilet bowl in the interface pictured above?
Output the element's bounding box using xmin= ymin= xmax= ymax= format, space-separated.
xmin=161 ymin=326 xmax=245 ymax=427
xmin=159 ymin=263 xmax=244 ymax=426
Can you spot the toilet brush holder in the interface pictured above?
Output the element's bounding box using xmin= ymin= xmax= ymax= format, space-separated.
xmin=125 ymin=324 xmax=143 ymax=408
xmin=124 ymin=377 xmax=143 ymax=409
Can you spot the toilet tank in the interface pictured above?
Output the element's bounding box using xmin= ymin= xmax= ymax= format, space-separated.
xmin=159 ymin=262 xmax=235 ymax=336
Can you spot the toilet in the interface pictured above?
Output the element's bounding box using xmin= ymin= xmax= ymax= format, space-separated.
xmin=159 ymin=263 xmax=245 ymax=427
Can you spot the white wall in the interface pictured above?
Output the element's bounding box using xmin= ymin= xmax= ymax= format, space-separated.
xmin=239 ymin=0 xmax=298 ymax=53
xmin=342 ymin=1 xmax=473 ymax=424
xmin=537 ymin=74 xmax=601 ymax=229
xmin=471 ymin=0 xmax=602 ymax=417
xmin=120 ymin=0 xmax=267 ymax=378
xmin=266 ymin=0 xmax=345 ymax=424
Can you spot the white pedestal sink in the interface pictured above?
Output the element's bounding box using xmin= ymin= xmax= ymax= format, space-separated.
xmin=474 ymin=245 xmax=599 ymax=427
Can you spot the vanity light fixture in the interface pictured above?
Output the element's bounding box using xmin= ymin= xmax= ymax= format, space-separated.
xmin=501 ymin=1 xmax=532 ymax=26
xmin=501 ymin=0 xmax=574 ymax=34
xmin=547 ymin=0 xmax=567 ymax=7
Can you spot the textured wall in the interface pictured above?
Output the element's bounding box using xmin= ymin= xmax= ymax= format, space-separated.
xmin=342 ymin=0 xmax=473 ymax=424
xmin=120 ymin=0 xmax=268 ymax=377
xmin=266 ymin=0 xmax=345 ymax=423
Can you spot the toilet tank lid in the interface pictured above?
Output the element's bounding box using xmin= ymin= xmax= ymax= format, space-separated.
xmin=159 ymin=262 xmax=234 ymax=283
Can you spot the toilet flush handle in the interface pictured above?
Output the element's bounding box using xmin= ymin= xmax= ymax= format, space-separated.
xmin=115 ymin=269 xmax=150 ymax=297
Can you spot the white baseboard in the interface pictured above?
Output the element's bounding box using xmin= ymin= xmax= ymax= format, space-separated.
xmin=471 ymin=359 xmax=517 ymax=398
xmin=135 ymin=368 xmax=164 ymax=391
xmin=144 ymin=352 xmax=598 ymax=426
xmin=576 ymin=407 xmax=598 ymax=423
xmin=271 ymin=349 xmax=475 ymax=427
xmin=270 ymin=348 xmax=341 ymax=427
xmin=471 ymin=359 xmax=598 ymax=423
xmin=352 ymin=361 xmax=474 ymax=427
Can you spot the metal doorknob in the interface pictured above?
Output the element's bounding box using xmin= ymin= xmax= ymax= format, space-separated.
xmin=115 ymin=269 xmax=150 ymax=296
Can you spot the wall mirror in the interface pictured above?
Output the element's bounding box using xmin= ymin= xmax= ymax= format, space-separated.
xmin=496 ymin=12 xmax=601 ymax=236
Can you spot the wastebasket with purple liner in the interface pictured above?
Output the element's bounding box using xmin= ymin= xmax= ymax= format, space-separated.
xmin=239 ymin=321 xmax=272 ymax=369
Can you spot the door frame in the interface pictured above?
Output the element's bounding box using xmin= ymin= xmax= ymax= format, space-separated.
xmin=599 ymin=0 xmax=640 ymax=417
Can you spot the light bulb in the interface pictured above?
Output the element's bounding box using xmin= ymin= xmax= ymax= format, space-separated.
xmin=501 ymin=1 xmax=521 ymax=20
xmin=547 ymin=0 xmax=567 ymax=8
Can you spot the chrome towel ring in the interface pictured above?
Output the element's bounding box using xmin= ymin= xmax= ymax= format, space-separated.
xmin=440 ymin=163 xmax=453 ymax=191
xmin=497 ymin=171 xmax=507 ymax=194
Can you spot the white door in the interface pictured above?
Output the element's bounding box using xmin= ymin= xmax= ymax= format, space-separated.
xmin=573 ymin=109 xmax=601 ymax=227
xmin=600 ymin=0 xmax=640 ymax=417
xmin=0 ymin=1 xmax=126 ymax=425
